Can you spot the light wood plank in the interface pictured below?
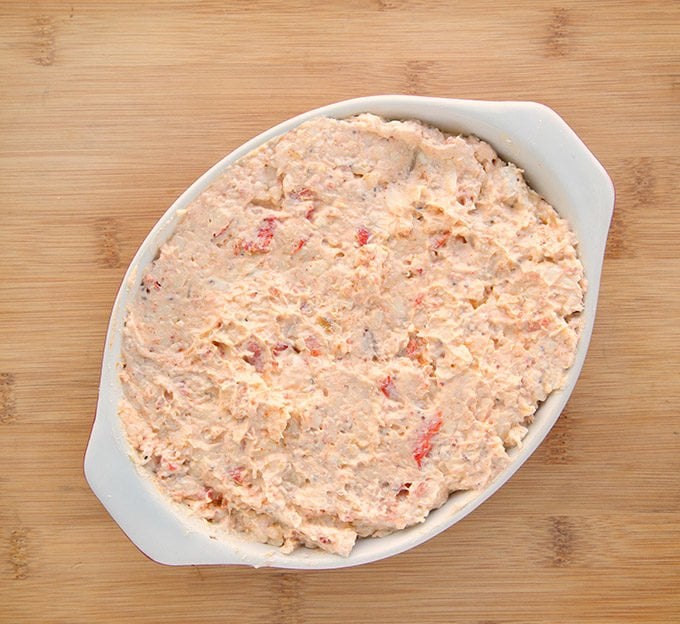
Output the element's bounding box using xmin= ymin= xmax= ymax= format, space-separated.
xmin=1 ymin=1 xmax=678 ymax=622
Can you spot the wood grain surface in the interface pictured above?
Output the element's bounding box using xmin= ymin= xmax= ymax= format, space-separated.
xmin=1 ymin=1 xmax=679 ymax=622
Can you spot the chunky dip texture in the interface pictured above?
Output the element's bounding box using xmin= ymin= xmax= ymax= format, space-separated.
xmin=119 ymin=114 xmax=586 ymax=557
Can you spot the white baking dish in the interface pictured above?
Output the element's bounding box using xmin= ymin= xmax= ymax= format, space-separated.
xmin=84 ymin=95 xmax=614 ymax=569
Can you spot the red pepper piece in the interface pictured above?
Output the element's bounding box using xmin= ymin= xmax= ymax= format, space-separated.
xmin=243 ymin=340 xmax=265 ymax=372
xmin=234 ymin=217 xmax=277 ymax=255
xmin=290 ymin=187 xmax=314 ymax=201
xmin=272 ymin=342 xmax=289 ymax=356
xmin=527 ymin=317 xmax=551 ymax=331
xmin=356 ymin=226 xmax=371 ymax=246
xmin=413 ymin=412 xmax=443 ymax=468
xmin=206 ymin=488 xmax=223 ymax=504
xmin=228 ymin=466 xmax=244 ymax=485
xmin=379 ymin=375 xmax=398 ymax=400
xmin=405 ymin=335 xmax=426 ymax=362
xmin=292 ymin=238 xmax=307 ymax=254
xmin=254 ymin=217 xmax=276 ymax=249
xmin=431 ymin=231 xmax=451 ymax=249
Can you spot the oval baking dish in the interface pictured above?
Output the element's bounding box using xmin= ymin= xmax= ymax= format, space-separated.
xmin=84 ymin=95 xmax=614 ymax=569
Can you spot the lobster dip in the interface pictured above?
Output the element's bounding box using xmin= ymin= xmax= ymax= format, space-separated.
xmin=119 ymin=114 xmax=585 ymax=557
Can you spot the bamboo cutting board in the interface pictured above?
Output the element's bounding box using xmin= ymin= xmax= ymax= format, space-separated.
xmin=1 ymin=2 xmax=678 ymax=622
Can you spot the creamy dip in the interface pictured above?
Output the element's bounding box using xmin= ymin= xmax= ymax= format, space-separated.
xmin=119 ymin=114 xmax=585 ymax=556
